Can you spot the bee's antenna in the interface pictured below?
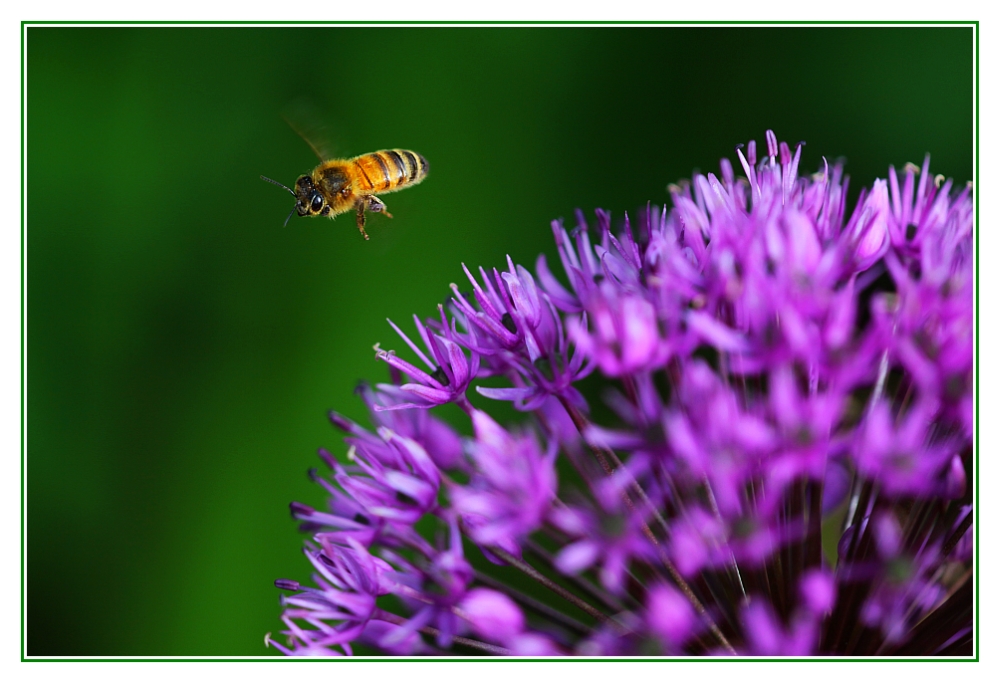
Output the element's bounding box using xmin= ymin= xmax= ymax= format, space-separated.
xmin=261 ymin=176 xmax=299 ymax=227
xmin=260 ymin=175 xmax=296 ymax=196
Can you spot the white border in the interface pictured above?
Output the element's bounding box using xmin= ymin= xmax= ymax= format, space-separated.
xmin=8 ymin=10 xmax=990 ymax=683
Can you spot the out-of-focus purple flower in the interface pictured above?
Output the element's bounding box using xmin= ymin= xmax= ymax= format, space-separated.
xmin=859 ymin=514 xmax=949 ymax=645
xmin=450 ymin=410 xmax=556 ymax=553
xmin=877 ymin=251 xmax=974 ymax=436
xmin=568 ymin=284 xmax=670 ymax=377
xmin=742 ymin=600 xmax=817 ymax=656
xmin=854 ymin=397 xmax=962 ymax=498
xmin=665 ymin=360 xmax=778 ymax=516
xmin=646 ymin=583 xmax=698 ymax=649
xmin=459 ymin=588 xmax=525 ymax=642
xmin=845 ymin=179 xmax=891 ymax=271
xmin=355 ymin=619 xmax=431 ymax=655
xmin=506 ymin=632 xmax=563 ymax=656
xmin=800 ymin=569 xmax=837 ymax=614
xmin=272 ymin=130 xmax=973 ymax=658
xmin=549 ymin=500 xmax=657 ymax=595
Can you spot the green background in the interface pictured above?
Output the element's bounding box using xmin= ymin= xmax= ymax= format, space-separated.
xmin=26 ymin=26 xmax=973 ymax=656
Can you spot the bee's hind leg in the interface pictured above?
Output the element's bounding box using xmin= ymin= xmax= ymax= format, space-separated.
xmin=366 ymin=195 xmax=393 ymax=219
xmin=354 ymin=196 xmax=391 ymax=240
xmin=354 ymin=202 xmax=370 ymax=240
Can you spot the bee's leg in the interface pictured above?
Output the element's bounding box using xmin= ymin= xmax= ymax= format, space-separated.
xmin=366 ymin=195 xmax=393 ymax=219
xmin=354 ymin=202 xmax=370 ymax=240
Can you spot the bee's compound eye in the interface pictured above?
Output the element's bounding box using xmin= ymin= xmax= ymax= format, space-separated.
xmin=311 ymin=194 xmax=324 ymax=213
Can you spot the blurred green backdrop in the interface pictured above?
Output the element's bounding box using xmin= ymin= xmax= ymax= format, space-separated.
xmin=26 ymin=26 xmax=973 ymax=656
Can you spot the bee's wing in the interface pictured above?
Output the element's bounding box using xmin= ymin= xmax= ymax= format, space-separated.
xmin=280 ymin=99 xmax=341 ymax=161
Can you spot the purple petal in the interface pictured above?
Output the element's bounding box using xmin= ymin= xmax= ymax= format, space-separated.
xmin=459 ymin=588 xmax=525 ymax=641
xmin=800 ymin=570 xmax=836 ymax=614
xmin=476 ymin=385 xmax=535 ymax=401
xmin=686 ymin=311 xmax=748 ymax=352
xmin=376 ymin=350 xmax=443 ymax=389
xmin=647 ymin=583 xmax=697 ymax=646
xmin=554 ymin=540 xmax=599 ymax=574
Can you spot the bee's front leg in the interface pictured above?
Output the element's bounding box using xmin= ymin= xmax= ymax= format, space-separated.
xmin=354 ymin=202 xmax=370 ymax=240
xmin=366 ymin=195 xmax=393 ymax=219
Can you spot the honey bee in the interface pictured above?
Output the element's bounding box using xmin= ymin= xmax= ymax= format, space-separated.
xmin=262 ymin=128 xmax=429 ymax=240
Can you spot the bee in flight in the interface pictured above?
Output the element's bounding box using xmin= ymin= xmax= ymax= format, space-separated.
xmin=262 ymin=121 xmax=428 ymax=240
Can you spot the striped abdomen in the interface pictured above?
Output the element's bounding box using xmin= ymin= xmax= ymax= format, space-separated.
xmin=351 ymin=149 xmax=429 ymax=194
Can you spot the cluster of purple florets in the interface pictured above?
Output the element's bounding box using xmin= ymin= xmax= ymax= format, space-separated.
xmin=268 ymin=131 xmax=974 ymax=657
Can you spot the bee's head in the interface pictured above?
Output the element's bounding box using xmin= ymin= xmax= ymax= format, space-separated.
xmin=293 ymin=175 xmax=328 ymax=217
xmin=260 ymin=174 xmax=326 ymax=226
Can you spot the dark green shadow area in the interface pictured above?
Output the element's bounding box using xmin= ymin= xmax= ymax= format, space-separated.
xmin=25 ymin=25 xmax=972 ymax=656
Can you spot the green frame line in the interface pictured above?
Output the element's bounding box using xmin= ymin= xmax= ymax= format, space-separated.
xmin=21 ymin=20 xmax=979 ymax=25
xmin=973 ymin=16 xmax=980 ymax=668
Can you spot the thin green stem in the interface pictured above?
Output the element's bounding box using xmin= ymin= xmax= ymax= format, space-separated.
xmin=474 ymin=569 xmax=591 ymax=636
xmin=486 ymin=544 xmax=629 ymax=634
xmin=524 ymin=537 xmax=632 ymax=612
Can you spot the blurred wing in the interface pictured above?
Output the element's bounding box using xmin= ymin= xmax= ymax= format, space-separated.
xmin=280 ymin=99 xmax=340 ymax=161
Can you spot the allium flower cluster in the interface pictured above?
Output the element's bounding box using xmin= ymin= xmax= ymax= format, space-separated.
xmin=268 ymin=131 xmax=974 ymax=657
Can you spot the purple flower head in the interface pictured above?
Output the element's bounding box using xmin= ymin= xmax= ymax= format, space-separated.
xmin=455 ymin=254 xmax=596 ymax=412
xmin=858 ymin=513 xmax=949 ymax=645
xmin=549 ymin=499 xmax=658 ymax=595
xmin=350 ymin=518 xmax=476 ymax=650
xmin=449 ymin=258 xmax=543 ymax=356
xmin=267 ymin=538 xmax=396 ymax=655
xmin=327 ymin=426 xmax=441 ymax=526
xmin=662 ymin=359 xmax=796 ymax=526
xmin=538 ymin=209 xmax=641 ymax=313
xmin=854 ymin=397 xmax=962 ymax=498
xmin=275 ymin=130 xmax=973 ymax=657
xmin=450 ymin=410 xmax=557 ymax=552
xmin=375 ymin=309 xmax=480 ymax=410
xmin=568 ymin=283 xmax=671 ymax=377
xmin=340 ymin=382 xmax=465 ymax=471
xmin=876 ymin=248 xmax=974 ymax=437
